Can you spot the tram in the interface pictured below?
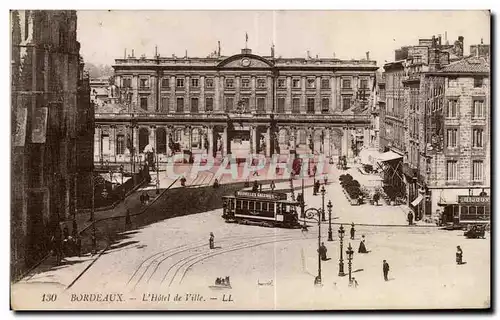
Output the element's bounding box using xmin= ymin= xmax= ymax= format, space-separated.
xmin=222 ymin=190 xmax=300 ymax=228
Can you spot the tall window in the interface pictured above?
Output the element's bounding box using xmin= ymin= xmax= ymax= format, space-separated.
xmin=446 ymin=160 xmax=458 ymax=181
xmin=225 ymin=97 xmax=234 ymax=112
xmin=176 ymin=97 xmax=184 ymax=113
xmin=321 ymin=98 xmax=329 ymax=113
xmin=292 ymin=98 xmax=300 ymax=113
xmin=257 ymin=97 xmax=265 ymax=112
xmin=205 ymin=97 xmax=213 ymax=112
xmin=241 ymin=97 xmax=250 ymax=111
xmin=161 ymin=78 xmax=169 ymax=88
xmin=472 ymin=128 xmax=484 ymax=148
xmin=342 ymin=96 xmax=351 ymax=111
xmin=176 ymin=78 xmax=184 ymax=88
xmin=191 ymin=78 xmax=199 ymax=88
xmin=278 ymin=78 xmax=286 ymax=88
xmin=360 ymin=79 xmax=368 ymax=89
xmin=257 ymin=79 xmax=266 ymax=89
xmin=161 ymin=97 xmax=169 ymax=113
xmin=122 ymin=78 xmax=132 ymax=88
xmin=225 ymin=78 xmax=234 ymax=88
xmin=472 ymin=160 xmax=484 ymax=181
xmin=446 ymin=99 xmax=458 ymax=117
xmin=140 ymin=78 xmax=149 ymax=88
xmin=321 ymin=79 xmax=329 ymax=89
xmin=241 ymin=78 xmax=250 ymax=88
xmin=473 ymin=100 xmax=485 ymax=118
xmin=116 ymin=135 xmax=125 ymax=155
xmin=292 ymin=79 xmax=300 ymax=89
xmin=277 ymin=98 xmax=285 ymax=113
xmin=446 ymin=129 xmax=458 ymax=148
xmin=474 ymin=77 xmax=483 ymax=88
xmin=307 ymin=98 xmax=315 ymax=114
xmin=342 ymin=79 xmax=351 ymax=89
xmin=307 ymin=78 xmax=316 ymax=89
xmin=191 ymin=98 xmax=199 ymax=113
xmin=140 ymin=97 xmax=148 ymax=110
xmin=205 ymin=78 xmax=214 ymax=88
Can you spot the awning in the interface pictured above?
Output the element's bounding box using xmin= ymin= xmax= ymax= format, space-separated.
xmin=359 ymin=148 xmax=383 ymax=165
xmin=377 ymin=151 xmax=403 ymax=162
xmin=411 ymin=194 xmax=424 ymax=207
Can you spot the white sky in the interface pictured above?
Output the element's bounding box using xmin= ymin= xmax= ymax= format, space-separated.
xmin=76 ymin=10 xmax=490 ymax=68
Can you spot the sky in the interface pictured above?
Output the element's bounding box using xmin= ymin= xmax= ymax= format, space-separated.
xmin=77 ymin=10 xmax=490 ymax=68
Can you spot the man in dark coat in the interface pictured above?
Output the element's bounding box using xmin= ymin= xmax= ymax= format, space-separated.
xmin=383 ymin=260 xmax=390 ymax=281
xmin=350 ymin=223 xmax=355 ymax=240
xmin=318 ymin=242 xmax=328 ymax=261
xmin=209 ymin=232 xmax=215 ymax=249
xmin=408 ymin=211 xmax=414 ymax=226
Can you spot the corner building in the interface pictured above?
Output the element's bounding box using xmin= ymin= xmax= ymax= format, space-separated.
xmin=95 ymin=48 xmax=378 ymax=164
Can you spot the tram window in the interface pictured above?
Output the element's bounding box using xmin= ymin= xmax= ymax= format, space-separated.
xmin=269 ymin=203 xmax=275 ymax=212
xmin=453 ymin=205 xmax=460 ymax=217
xmin=477 ymin=206 xmax=484 ymax=215
xmin=257 ymin=202 xmax=262 ymax=211
xmin=469 ymin=206 xmax=477 ymax=215
xmin=243 ymin=201 xmax=248 ymax=209
xmin=461 ymin=206 xmax=469 ymax=215
xmin=263 ymin=202 xmax=268 ymax=211
xmin=485 ymin=205 xmax=491 ymax=216
xmin=249 ymin=202 xmax=255 ymax=210
xmin=237 ymin=200 xmax=242 ymax=209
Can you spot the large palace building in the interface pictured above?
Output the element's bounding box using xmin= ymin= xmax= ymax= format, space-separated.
xmin=94 ymin=47 xmax=379 ymax=164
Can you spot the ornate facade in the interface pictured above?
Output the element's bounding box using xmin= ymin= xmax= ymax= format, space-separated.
xmin=94 ymin=48 xmax=378 ymax=164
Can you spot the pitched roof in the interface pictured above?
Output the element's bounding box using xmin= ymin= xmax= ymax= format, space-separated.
xmin=438 ymin=56 xmax=489 ymax=73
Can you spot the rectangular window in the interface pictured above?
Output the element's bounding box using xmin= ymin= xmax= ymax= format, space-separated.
xmin=446 ymin=160 xmax=458 ymax=181
xmin=474 ymin=77 xmax=483 ymax=88
xmin=472 ymin=128 xmax=484 ymax=148
xmin=140 ymin=97 xmax=148 ymax=110
xmin=360 ymin=79 xmax=368 ymax=89
xmin=472 ymin=160 xmax=484 ymax=181
xmin=342 ymin=96 xmax=351 ymax=111
xmin=226 ymin=78 xmax=234 ymax=88
xmin=292 ymin=98 xmax=300 ymax=113
xmin=161 ymin=97 xmax=169 ymax=113
xmin=205 ymin=78 xmax=214 ymax=88
xmin=241 ymin=97 xmax=250 ymax=111
xmin=241 ymin=78 xmax=250 ymax=88
xmin=225 ymin=97 xmax=234 ymax=112
xmin=116 ymin=135 xmax=125 ymax=155
xmin=307 ymin=78 xmax=316 ymax=89
xmin=191 ymin=78 xmax=199 ymax=87
xmin=321 ymin=79 xmax=330 ymax=89
xmin=205 ymin=97 xmax=213 ymax=112
xmin=472 ymin=100 xmax=485 ymax=118
xmin=447 ymin=99 xmax=458 ymax=117
xmin=176 ymin=78 xmax=184 ymax=88
xmin=446 ymin=129 xmax=458 ymax=148
xmin=122 ymin=78 xmax=132 ymax=88
xmin=176 ymin=97 xmax=184 ymax=113
xmin=278 ymin=78 xmax=286 ymax=88
xmin=277 ymin=98 xmax=285 ymax=113
xmin=191 ymin=98 xmax=199 ymax=113
xmin=321 ymin=98 xmax=329 ymax=113
xmin=257 ymin=79 xmax=266 ymax=89
xmin=161 ymin=78 xmax=169 ymax=88
xmin=257 ymin=97 xmax=265 ymax=112
xmin=292 ymin=79 xmax=300 ymax=89
xmin=307 ymin=98 xmax=315 ymax=114
xmin=342 ymin=79 xmax=351 ymax=89
xmin=139 ymin=78 xmax=149 ymax=88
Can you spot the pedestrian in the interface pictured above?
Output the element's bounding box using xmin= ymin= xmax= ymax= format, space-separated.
xmin=318 ymin=242 xmax=328 ymax=261
xmin=145 ymin=192 xmax=150 ymax=205
xmin=408 ymin=211 xmax=414 ymax=226
xmin=213 ymin=178 xmax=220 ymax=188
xmin=350 ymin=277 xmax=359 ymax=288
xmin=270 ymin=180 xmax=276 ymax=191
xmin=456 ymin=246 xmax=463 ymax=265
xmin=180 ymin=176 xmax=186 ymax=187
xmin=383 ymin=260 xmax=390 ymax=281
xmin=209 ymin=232 xmax=215 ymax=249
xmin=350 ymin=223 xmax=355 ymax=240
xmin=252 ymin=180 xmax=259 ymax=192
xmin=373 ymin=192 xmax=380 ymax=206
xmin=358 ymin=235 xmax=368 ymax=253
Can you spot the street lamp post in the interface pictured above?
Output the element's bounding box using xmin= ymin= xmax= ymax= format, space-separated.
xmin=338 ymin=225 xmax=345 ymax=276
xmin=346 ymin=242 xmax=354 ymax=283
xmin=119 ymin=164 xmax=124 ymax=185
xmin=321 ymin=185 xmax=326 ymax=221
xmin=304 ymin=207 xmax=323 ymax=286
xmin=327 ymin=200 xmax=333 ymax=241
xmin=156 ymin=149 xmax=160 ymax=195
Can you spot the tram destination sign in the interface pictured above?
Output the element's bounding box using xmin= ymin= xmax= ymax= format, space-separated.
xmin=236 ymin=191 xmax=287 ymax=200
xmin=458 ymin=196 xmax=490 ymax=204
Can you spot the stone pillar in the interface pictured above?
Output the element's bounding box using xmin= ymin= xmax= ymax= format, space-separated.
xmin=169 ymin=76 xmax=176 ymax=113
xmin=185 ymin=75 xmax=190 ymax=113
xmin=110 ymin=125 xmax=117 ymax=162
xmin=133 ymin=126 xmax=139 ymax=155
xmin=301 ymin=77 xmax=306 ymax=114
xmin=149 ymin=125 xmax=156 ymax=151
xmin=222 ymin=126 xmax=228 ymax=156
xmin=266 ymin=127 xmax=271 ymax=157
xmin=188 ymin=127 xmax=193 ymax=152
xmin=200 ymin=76 xmax=205 ymax=112
xmin=235 ymin=76 xmax=241 ymax=103
xmin=219 ymin=76 xmax=225 ymax=113
xmin=165 ymin=126 xmax=171 ymax=157
xmin=336 ymin=76 xmax=342 ymax=112
xmin=286 ymin=76 xmax=292 ymax=114
xmin=324 ymin=128 xmax=331 ymax=157
xmin=342 ymin=127 xmax=349 ymax=157
xmin=290 ymin=127 xmax=296 ymax=153
xmin=133 ymin=74 xmax=139 ymax=108
xmin=201 ymin=127 xmax=206 ymax=151
xmin=331 ymin=76 xmax=337 ymax=112
xmin=215 ymin=75 xmax=221 ymax=112
xmin=251 ymin=126 xmax=258 ymax=154
xmin=208 ymin=126 xmax=214 ymax=157
xmin=94 ymin=125 xmax=101 ymax=162
xmin=315 ymin=77 xmax=321 ymax=114
xmin=267 ymin=75 xmax=273 ymax=113
xmin=251 ymin=76 xmax=256 ymax=112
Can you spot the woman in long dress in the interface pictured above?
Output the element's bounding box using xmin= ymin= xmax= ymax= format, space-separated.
xmin=358 ymin=235 xmax=368 ymax=253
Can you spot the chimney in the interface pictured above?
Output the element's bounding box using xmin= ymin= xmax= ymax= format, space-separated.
xmin=438 ymin=34 xmax=442 ymax=46
xmin=366 ymin=51 xmax=370 ymax=60
xmin=155 ymin=45 xmax=158 ymax=57
xmin=271 ymin=43 xmax=275 ymax=58
xmin=218 ymin=41 xmax=221 ymax=57
xmin=185 ymin=49 xmax=188 ymax=58
xmin=431 ymin=35 xmax=436 ymax=47
xmin=124 ymin=48 xmax=127 ymax=59
xmin=445 ymin=31 xmax=448 ymax=44
xmin=131 ymin=49 xmax=135 ymax=57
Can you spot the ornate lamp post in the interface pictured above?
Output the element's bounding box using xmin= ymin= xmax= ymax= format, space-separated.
xmin=327 ymin=200 xmax=333 ymax=241
xmin=119 ymin=164 xmax=124 ymax=185
xmin=321 ymin=185 xmax=326 ymax=221
xmin=338 ymin=225 xmax=345 ymax=276
xmin=305 ymin=207 xmax=323 ymax=286
xmin=346 ymin=242 xmax=354 ymax=283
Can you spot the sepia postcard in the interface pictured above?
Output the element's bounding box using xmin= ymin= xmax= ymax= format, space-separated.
xmin=10 ymin=10 xmax=491 ymax=310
